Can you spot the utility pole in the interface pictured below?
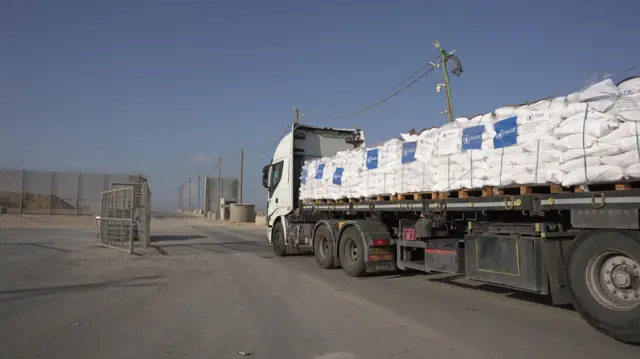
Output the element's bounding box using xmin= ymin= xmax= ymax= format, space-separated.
xmin=197 ymin=173 xmax=201 ymax=210
xmin=188 ymin=178 xmax=192 ymax=211
xmin=178 ymin=184 xmax=182 ymax=210
xmin=294 ymin=106 xmax=302 ymax=125
xmin=180 ymin=183 xmax=185 ymax=211
xmin=431 ymin=40 xmax=462 ymax=123
xmin=217 ymin=157 xmax=222 ymax=218
xmin=239 ymin=149 xmax=244 ymax=203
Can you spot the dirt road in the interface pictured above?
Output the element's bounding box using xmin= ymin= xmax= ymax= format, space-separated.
xmin=1 ymin=215 xmax=639 ymax=358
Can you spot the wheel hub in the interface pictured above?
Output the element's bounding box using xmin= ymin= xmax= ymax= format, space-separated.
xmin=588 ymin=252 xmax=640 ymax=309
xmin=612 ymin=269 xmax=631 ymax=288
xmin=351 ymin=243 xmax=358 ymax=260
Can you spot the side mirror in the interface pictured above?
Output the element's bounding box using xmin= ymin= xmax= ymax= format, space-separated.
xmin=261 ymin=165 xmax=270 ymax=188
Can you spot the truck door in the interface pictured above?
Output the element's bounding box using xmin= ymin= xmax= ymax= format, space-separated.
xmin=266 ymin=157 xmax=289 ymax=230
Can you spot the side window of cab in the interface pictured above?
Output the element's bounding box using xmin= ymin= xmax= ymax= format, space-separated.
xmin=269 ymin=161 xmax=284 ymax=197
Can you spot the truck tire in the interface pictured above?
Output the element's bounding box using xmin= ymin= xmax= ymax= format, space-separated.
xmin=339 ymin=226 xmax=367 ymax=277
xmin=272 ymin=221 xmax=287 ymax=257
xmin=566 ymin=230 xmax=640 ymax=344
xmin=314 ymin=225 xmax=336 ymax=269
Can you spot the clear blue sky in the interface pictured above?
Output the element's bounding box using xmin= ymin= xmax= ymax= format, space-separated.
xmin=1 ymin=0 xmax=639 ymax=209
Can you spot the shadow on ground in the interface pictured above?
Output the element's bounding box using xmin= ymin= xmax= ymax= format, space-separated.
xmin=427 ymin=273 xmax=574 ymax=310
xmin=151 ymin=235 xmax=207 ymax=242
xmin=0 ymin=242 xmax=74 ymax=253
xmin=357 ymin=270 xmax=574 ymax=311
xmin=151 ymin=239 xmax=271 ymax=256
xmin=0 ymin=274 xmax=166 ymax=303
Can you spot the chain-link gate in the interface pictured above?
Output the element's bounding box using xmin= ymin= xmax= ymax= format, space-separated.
xmin=97 ymin=187 xmax=136 ymax=253
xmin=97 ymin=177 xmax=151 ymax=254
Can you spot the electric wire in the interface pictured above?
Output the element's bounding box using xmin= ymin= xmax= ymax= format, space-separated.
xmin=320 ymin=66 xmax=437 ymax=122
xmin=199 ymin=60 xmax=441 ymax=180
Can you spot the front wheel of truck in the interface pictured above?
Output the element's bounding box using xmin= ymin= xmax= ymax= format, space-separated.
xmin=272 ymin=221 xmax=287 ymax=257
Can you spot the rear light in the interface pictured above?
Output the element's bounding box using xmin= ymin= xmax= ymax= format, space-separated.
xmin=402 ymin=228 xmax=416 ymax=240
xmin=370 ymin=238 xmax=390 ymax=246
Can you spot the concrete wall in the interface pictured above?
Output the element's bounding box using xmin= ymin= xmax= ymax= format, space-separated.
xmin=0 ymin=169 xmax=144 ymax=215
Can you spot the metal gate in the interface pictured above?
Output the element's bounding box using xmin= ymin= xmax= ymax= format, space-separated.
xmin=98 ymin=187 xmax=136 ymax=253
xmin=97 ymin=179 xmax=151 ymax=254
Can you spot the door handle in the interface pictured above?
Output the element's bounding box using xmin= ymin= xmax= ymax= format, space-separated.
xmin=275 ymin=198 xmax=279 ymax=203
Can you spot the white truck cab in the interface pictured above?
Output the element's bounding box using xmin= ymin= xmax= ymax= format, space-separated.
xmin=262 ymin=124 xmax=365 ymax=247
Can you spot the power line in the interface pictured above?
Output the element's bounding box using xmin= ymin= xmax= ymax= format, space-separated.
xmin=319 ymin=67 xmax=437 ymax=122
xmin=200 ymin=60 xmax=439 ymax=180
xmin=390 ymin=62 xmax=433 ymax=89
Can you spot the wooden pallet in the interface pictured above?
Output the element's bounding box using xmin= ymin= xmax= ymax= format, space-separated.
xmin=365 ymin=194 xmax=398 ymax=202
xmin=574 ymin=181 xmax=640 ymax=193
xmin=397 ymin=192 xmax=438 ymax=201
xmin=436 ymin=186 xmax=493 ymax=200
xmin=492 ymin=183 xmax=566 ymax=196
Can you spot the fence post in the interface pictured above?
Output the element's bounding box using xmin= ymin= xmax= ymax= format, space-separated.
xmin=128 ymin=188 xmax=135 ymax=254
xmin=76 ymin=173 xmax=81 ymax=216
xmin=48 ymin=171 xmax=54 ymax=215
xmin=19 ymin=170 xmax=25 ymax=214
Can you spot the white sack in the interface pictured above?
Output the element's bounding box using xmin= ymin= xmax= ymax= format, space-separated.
xmin=562 ymin=165 xmax=625 ymax=186
xmin=554 ymin=111 xmax=619 ymax=138
xmin=610 ymin=77 xmax=640 ymax=122
xmin=626 ymin=163 xmax=640 ymax=179
xmin=602 ymin=151 xmax=640 ymax=168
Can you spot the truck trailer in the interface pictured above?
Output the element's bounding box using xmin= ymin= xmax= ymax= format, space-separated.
xmin=262 ymin=123 xmax=640 ymax=344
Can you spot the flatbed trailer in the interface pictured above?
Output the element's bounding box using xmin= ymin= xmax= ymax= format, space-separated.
xmin=274 ymin=187 xmax=640 ymax=344
xmin=263 ymin=124 xmax=640 ymax=344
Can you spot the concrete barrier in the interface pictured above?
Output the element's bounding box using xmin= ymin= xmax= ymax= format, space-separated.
xmin=254 ymin=215 xmax=266 ymax=226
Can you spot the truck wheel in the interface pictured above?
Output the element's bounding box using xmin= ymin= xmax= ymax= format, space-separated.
xmin=272 ymin=221 xmax=287 ymax=257
xmin=567 ymin=230 xmax=640 ymax=344
xmin=339 ymin=227 xmax=366 ymax=277
xmin=314 ymin=225 xmax=336 ymax=269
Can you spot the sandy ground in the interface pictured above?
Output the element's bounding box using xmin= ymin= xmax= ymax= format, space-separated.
xmin=1 ymin=212 xmax=639 ymax=359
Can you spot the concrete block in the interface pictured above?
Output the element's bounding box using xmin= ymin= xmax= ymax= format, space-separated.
xmin=254 ymin=215 xmax=267 ymax=226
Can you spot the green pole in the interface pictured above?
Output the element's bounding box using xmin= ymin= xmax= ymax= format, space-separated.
xmin=440 ymin=47 xmax=454 ymax=123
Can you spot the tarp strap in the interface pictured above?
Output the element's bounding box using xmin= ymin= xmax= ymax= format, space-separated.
xmin=499 ymin=147 xmax=505 ymax=186
xmin=447 ymin=155 xmax=451 ymax=191
xmin=582 ymin=104 xmax=590 ymax=183
xmin=635 ymin=121 xmax=640 ymax=164
xmin=534 ymin=140 xmax=541 ymax=183
xmin=401 ymin=163 xmax=405 ymax=194
xmin=469 ymin=151 xmax=474 ymax=189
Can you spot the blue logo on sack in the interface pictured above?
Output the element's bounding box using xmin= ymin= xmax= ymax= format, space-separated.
xmin=461 ymin=125 xmax=485 ymax=151
xmin=314 ymin=164 xmax=325 ymax=179
xmin=401 ymin=142 xmax=417 ymax=164
xmin=301 ymin=169 xmax=307 ymax=184
xmin=493 ymin=116 xmax=518 ymax=149
xmin=366 ymin=149 xmax=379 ymax=169
xmin=333 ymin=168 xmax=344 ymax=185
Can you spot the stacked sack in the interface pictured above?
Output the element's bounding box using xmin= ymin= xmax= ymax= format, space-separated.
xmin=299 ymin=76 xmax=640 ymax=200
xmin=362 ymin=138 xmax=434 ymax=196
xmin=603 ymin=77 xmax=640 ymax=180
xmin=299 ymin=147 xmax=367 ymax=200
